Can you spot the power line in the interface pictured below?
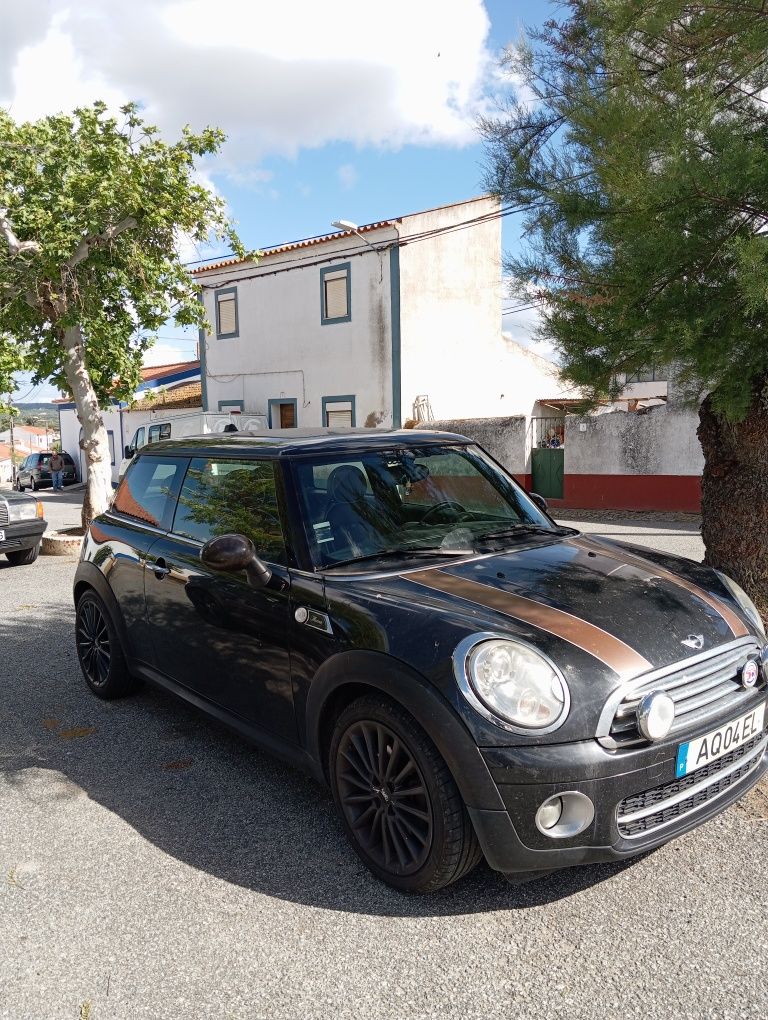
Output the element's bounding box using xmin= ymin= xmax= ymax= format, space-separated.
xmin=197 ymin=202 xmax=534 ymax=291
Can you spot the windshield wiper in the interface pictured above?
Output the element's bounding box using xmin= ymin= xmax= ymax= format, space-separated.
xmin=326 ymin=546 xmax=469 ymax=570
xmin=477 ymin=523 xmax=573 ymax=542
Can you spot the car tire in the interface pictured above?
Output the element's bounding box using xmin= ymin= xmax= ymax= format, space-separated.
xmin=329 ymin=695 xmax=482 ymax=893
xmin=75 ymin=590 xmax=139 ymax=700
xmin=15 ymin=479 xmax=24 ymax=492
xmin=5 ymin=543 xmax=40 ymax=566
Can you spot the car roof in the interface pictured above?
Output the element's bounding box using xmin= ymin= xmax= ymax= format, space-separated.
xmin=139 ymin=427 xmax=472 ymax=459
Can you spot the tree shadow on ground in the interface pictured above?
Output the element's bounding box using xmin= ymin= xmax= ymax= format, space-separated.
xmin=0 ymin=610 xmax=648 ymax=918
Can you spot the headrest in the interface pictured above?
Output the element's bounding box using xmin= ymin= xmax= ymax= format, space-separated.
xmin=327 ymin=464 xmax=369 ymax=503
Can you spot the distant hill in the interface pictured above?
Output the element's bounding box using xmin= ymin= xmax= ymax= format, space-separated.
xmin=9 ymin=403 xmax=61 ymax=428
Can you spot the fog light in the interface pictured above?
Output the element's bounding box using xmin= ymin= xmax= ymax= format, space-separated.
xmin=535 ymin=791 xmax=594 ymax=838
xmin=536 ymin=797 xmax=563 ymax=830
xmin=637 ymin=691 xmax=675 ymax=741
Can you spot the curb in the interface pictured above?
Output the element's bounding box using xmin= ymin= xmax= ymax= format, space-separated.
xmin=41 ymin=528 xmax=85 ymax=557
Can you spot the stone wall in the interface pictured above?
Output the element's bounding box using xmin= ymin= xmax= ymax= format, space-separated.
xmin=418 ymin=416 xmax=527 ymax=477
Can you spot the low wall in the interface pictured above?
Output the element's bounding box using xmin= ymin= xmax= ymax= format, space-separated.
xmin=419 ymin=416 xmax=528 ymax=481
xmin=551 ymin=405 xmax=703 ymax=512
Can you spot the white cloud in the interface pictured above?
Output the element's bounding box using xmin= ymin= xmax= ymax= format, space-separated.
xmin=337 ymin=163 xmax=358 ymax=190
xmin=141 ymin=340 xmax=199 ymax=367
xmin=2 ymin=0 xmax=495 ymax=173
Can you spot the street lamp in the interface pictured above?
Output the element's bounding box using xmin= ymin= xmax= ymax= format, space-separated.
xmin=331 ymin=219 xmax=379 ymax=252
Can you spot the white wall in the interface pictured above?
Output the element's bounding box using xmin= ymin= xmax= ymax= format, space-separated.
xmin=565 ymin=405 xmax=703 ymax=476
xmin=397 ymin=198 xmax=582 ymax=425
xmin=59 ymin=406 xmax=125 ymax=485
xmin=398 ymin=197 xmax=503 ymax=421
xmin=197 ymin=227 xmax=399 ymax=428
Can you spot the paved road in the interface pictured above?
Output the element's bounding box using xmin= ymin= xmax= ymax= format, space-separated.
xmin=1 ymin=498 xmax=765 ymax=1020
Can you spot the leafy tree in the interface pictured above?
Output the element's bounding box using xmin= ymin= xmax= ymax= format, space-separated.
xmin=0 ymin=102 xmax=247 ymax=523
xmin=480 ymin=0 xmax=768 ymax=617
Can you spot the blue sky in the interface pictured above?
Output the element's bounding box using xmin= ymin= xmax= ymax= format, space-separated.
xmin=5 ymin=0 xmax=550 ymax=401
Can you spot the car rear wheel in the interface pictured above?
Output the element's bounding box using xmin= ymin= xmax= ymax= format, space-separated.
xmin=75 ymin=590 xmax=138 ymax=699
xmin=5 ymin=543 xmax=40 ymax=566
xmin=329 ymin=696 xmax=482 ymax=893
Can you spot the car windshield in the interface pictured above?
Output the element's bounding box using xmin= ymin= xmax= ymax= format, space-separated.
xmin=292 ymin=443 xmax=566 ymax=569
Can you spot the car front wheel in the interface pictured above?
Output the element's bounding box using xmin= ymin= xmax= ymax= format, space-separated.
xmin=5 ymin=543 xmax=40 ymax=566
xmin=329 ymin=695 xmax=482 ymax=893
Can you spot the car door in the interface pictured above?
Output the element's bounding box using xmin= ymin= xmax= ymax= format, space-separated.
xmin=103 ymin=453 xmax=188 ymax=660
xmin=143 ymin=455 xmax=296 ymax=742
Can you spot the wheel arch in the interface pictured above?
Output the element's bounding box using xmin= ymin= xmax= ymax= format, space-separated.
xmin=305 ymin=649 xmax=505 ymax=812
xmin=73 ymin=561 xmax=131 ymax=659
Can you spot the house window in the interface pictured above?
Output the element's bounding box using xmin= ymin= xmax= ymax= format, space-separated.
xmin=107 ymin=430 xmax=116 ymax=465
xmin=216 ymin=287 xmax=239 ymax=339
xmin=268 ymin=398 xmax=298 ymax=429
xmin=322 ymin=395 xmax=356 ymax=428
xmin=320 ymin=263 xmax=351 ymax=324
xmin=218 ymin=400 xmax=245 ymax=413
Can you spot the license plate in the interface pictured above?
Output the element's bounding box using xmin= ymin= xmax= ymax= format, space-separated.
xmin=676 ymin=702 xmax=766 ymax=778
xmin=0 ymin=529 xmax=4 ymax=542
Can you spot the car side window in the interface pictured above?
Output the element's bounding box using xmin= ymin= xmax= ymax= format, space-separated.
xmin=172 ymin=457 xmax=286 ymax=564
xmin=148 ymin=422 xmax=171 ymax=444
xmin=134 ymin=427 xmax=146 ymax=450
xmin=112 ymin=456 xmax=185 ymax=528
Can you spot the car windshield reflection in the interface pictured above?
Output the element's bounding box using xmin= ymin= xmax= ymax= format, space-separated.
xmin=291 ymin=444 xmax=566 ymax=569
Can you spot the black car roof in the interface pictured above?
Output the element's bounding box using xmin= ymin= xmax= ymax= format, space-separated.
xmin=138 ymin=427 xmax=473 ymax=459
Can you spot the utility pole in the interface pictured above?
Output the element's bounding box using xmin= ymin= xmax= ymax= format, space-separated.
xmin=5 ymin=398 xmax=16 ymax=487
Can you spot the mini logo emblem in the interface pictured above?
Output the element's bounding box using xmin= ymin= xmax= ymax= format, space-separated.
xmin=681 ymin=634 xmax=705 ymax=651
xmin=741 ymin=660 xmax=759 ymax=689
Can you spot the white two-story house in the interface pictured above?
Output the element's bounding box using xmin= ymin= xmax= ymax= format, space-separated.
xmin=193 ymin=196 xmax=571 ymax=430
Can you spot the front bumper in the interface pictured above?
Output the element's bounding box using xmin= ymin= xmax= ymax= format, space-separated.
xmin=0 ymin=520 xmax=47 ymax=554
xmin=470 ymin=700 xmax=768 ymax=875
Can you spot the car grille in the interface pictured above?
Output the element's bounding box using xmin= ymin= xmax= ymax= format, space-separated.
xmin=605 ymin=640 xmax=765 ymax=747
xmin=0 ymin=500 xmax=8 ymax=526
xmin=617 ymin=728 xmax=767 ymax=838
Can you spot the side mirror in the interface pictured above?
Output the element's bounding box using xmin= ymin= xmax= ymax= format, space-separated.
xmin=528 ymin=492 xmax=549 ymax=513
xmin=124 ymin=445 xmax=133 ymax=459
xmin=200 ymin=533 xmax=272 ymax=588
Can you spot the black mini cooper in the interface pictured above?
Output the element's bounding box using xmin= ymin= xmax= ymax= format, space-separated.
xmin=74 ymin=430 xmax=768 ymax=892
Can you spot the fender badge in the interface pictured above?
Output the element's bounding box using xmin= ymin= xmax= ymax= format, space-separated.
xmin=741 ymin=660 xmax=759 ymax=689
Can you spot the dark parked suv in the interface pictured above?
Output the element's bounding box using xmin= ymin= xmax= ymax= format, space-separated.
xmin=74 ymin=430 xmax=768 ymax=891
xmin=16 ymin=451 xmax=77 ymax=491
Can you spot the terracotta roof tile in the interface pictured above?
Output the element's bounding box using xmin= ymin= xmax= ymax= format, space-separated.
xmin=140 ymin=360 xmax=200 ymax=382
xmin=191 ymin=221 xmax=397 ymax=276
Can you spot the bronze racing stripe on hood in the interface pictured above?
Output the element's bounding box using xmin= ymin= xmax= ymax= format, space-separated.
xmin=409 ymin=568 xmax=652 ymax=680
xmin=576 ymin=536 xmax=750 ymax=640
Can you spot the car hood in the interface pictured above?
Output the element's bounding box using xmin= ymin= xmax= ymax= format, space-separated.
xmin=1 ymin=490 xmax=37 ymax=505
xmin=394 ymin=534 xmax=752 ymax=680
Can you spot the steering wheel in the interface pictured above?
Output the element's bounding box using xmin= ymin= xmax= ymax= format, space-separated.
xmin=419 ymin=500 xmax=468 ymax=525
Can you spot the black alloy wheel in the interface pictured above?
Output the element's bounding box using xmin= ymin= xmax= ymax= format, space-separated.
xmin=75 ymin=590 xmax=138 ymax=699
xmin=76 ymin=596 xmax=111 ymax=687
xmin=336 ymin=719 xmax=434 ymax=876
xmin=330 ymin=696 xmax=482 ymax=892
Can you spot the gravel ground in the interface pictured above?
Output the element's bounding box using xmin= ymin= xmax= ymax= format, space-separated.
xmin=1 ymin=494 xmax=766 ymax=1020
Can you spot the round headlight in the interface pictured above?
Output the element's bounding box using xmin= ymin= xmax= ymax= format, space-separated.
xmin=464 ymin=638 xmax=569 ymax=731
xmin=715 ymin=570 xmax=766 ymax=639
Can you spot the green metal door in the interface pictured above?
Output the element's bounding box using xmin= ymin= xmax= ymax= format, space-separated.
xmin=531 ymin=447 xmax=564 ymax=499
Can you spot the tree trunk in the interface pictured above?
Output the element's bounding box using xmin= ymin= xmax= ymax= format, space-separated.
xmin=698 ymin=379 xmax=768 ymax=623
xmin=61 ymin=325 xmax=114 ymax=529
